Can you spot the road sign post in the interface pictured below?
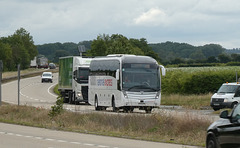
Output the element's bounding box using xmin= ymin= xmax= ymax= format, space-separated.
xmin=0 ymin=60 xmax=3 ymax=106
xmin=78 ymin=45 xmax=86 ymax=57
xmin=18 ymin=64 xmax=20 ymax=106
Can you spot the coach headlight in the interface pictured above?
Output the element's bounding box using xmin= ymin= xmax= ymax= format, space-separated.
xmin=123 ymin=91 xmax=128 ymax=98
xmin=77 ymin=92 xmax=82 ymax=97
xmin=155 ymin=91 xmax=160 ymax=99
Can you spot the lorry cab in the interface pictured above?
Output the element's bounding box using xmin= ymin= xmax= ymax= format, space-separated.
xmin=211 ymin=82 xmax=240 ymax=111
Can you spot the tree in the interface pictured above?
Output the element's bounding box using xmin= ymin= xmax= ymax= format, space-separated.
xmin=189 ymin=50 xmax=206 ymax=60
xmin=89 ymin=34 xmax=161 ymax=60
xmin=0 ymin=41 xmax=13 ymax=71
xmin=53 ymin=50 xmax=70 ymax=63
xmin=218 ymin=54 xmax=231 ymax=63
xmin=130 ymin=38 xmax=160 ymax=62
xmin=0 ymin=28 xmax=38 ymax=70
xmin=88 ymin=34 xmax=108 ymax=56
xmin=207 ymin=56 xmax=218 ymax=63
xmin=14 ymin=28 xmax=38 ymax=60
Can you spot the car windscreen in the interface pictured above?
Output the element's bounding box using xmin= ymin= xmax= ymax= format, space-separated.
xmin=43 ymin=74 xmax=52 ymax=77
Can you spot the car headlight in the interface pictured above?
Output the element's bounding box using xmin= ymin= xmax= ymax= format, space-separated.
xmin=224 ymin=99 xmax=228 ymax=102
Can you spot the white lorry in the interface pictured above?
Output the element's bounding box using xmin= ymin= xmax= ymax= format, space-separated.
xmin=58 ymin=56 xmax=92 ymax=104
xmin=210 ymin=82 xmax=240 ymax=111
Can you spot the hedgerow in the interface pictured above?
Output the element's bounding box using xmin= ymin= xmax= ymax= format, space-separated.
xmin=162 ymin=67 xmax=239 ymax=94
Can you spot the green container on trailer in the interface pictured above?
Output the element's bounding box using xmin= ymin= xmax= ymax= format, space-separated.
xmin=58 ymin=57 xmax=73 ymax=89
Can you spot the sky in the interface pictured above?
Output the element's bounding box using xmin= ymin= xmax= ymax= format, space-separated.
xmin=1 ymin=0 xmax=240 ymax=49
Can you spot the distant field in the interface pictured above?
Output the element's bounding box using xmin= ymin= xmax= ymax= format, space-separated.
xmin=167 ymin=66 xmax=240 ymax=73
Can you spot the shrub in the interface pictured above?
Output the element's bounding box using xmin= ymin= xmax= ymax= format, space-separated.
xmin=162 ymin=67 xmax=239 ymax=94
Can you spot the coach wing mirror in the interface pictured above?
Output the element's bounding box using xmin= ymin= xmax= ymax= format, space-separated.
xmin=159 ymin=65 xmax=166 ymax=76
xmin=116 ymin=69 xmax=120 ymax=80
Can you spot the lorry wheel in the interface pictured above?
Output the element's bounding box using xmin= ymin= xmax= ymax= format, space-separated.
xmin=69 ymin=92 xmax=74 ymax=104
xmin=63 ymin=98 xmax=69 ymax=103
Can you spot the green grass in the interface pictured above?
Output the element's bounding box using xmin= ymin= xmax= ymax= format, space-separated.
xmin=161 ymin=93 xmax=212 ymax=110
xmin=0 ymin=103 xmax=211 ymax=147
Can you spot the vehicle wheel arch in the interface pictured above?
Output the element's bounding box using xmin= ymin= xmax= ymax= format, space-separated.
xmin=231 ymin=101 xmax=238 ymax=108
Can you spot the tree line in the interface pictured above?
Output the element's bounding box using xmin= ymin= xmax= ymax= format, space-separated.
xmin=149 ymin=41 xmax=228 ymax=65
xmin=37 ymin=34 xmax=159 ymax=63
xmin=0 ymin=28 xmax=38 ymax=71
xmin=37 ymin=34 xmax=235 ymax=66
xmin=1 ymin=28 xmax=239 ymax=72
xmin=37 ymin=41 xmax=92 ymax=63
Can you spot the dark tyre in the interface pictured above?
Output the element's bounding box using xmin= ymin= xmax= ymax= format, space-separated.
xmin=69 ymin=92 xmax=74 ymax=104
xmin=63 ymin=98 xmax=69 ymax=103
xmin=123 ymin=107 xmax=129 ymax=113
xmin=145 ymin=107 xmax=152 ymax=113
xmin=112 ymin=98 xmax=119 ymax=112
xmin=95 ymin=97 xmax=100 ymax=111
xmin=206 ymin=134 xmax=218 ymax=148
xmin=231 ymin=102 xmax=238 ymax=109
xmin=213 ymin=107 xmax=220 ymax=111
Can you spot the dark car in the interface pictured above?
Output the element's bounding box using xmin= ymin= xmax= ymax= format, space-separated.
xmin=49 ymin=63 xmax=56 ymax=69
xmin=206 ymin=103 xmax=240 ymax=148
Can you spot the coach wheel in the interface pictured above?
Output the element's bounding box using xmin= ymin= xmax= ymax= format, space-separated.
xmin=95 ymin=97 xmax=100 ymax=111
xmin=145 ymin=107 xmax=152 ymax=113
xmin=112 ymin=98 xmax=119 ymax=112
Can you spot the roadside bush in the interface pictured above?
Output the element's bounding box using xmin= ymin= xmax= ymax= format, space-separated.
xmin=162 ymin=67 xmax=238 ymax=94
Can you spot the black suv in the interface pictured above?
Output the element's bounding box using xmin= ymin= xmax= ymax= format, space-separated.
xmin=206 ymin=103 xmax=240 ymax=148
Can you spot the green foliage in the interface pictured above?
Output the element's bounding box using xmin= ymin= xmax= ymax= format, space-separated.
xmin=0 ymin=28 xmax=38 ymax=71
xmin=150 ymin=42 xmax=226 ymax=64
xmin=37 ymin=41 xmax=92 ymax=62
xmin=48 ymin=96 xmax=64 ymax=119
xmin=162 ymin=67 xmax=239 ymax=94
xmin=88 ymin=34 xmax=161 ymax=61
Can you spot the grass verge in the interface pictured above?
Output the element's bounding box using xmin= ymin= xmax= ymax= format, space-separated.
xmin=0 ymin=103 xmax=210 ymax=147
xmin=161 ymin=93 xmax=212 ymax=110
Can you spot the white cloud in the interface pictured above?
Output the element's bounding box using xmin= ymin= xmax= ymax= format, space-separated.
xmin=133 ymin=8 xmax=167 ymax=26
xmin=1 ymin=0 xmax=240 ymax=48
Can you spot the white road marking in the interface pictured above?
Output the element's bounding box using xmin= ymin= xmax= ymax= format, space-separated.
xmin=0 ymin=130 xmax=118 ymax=148
xmin=48 ymin=83 xmax=58 ymax=97
xmin=84 ymin=143 xmax=95 ymax=146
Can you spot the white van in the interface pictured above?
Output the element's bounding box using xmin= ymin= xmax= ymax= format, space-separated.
xmin=210 ymin=82 xmax=240 ymax=111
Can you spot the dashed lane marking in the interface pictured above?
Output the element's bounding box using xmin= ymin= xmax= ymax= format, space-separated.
xmin=0 ymin=131 xmax=119 ymax=148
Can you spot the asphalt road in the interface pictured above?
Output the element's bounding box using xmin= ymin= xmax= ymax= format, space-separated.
xmin=2 ymin=73 xmax=58 ymax=108
xmin=0 ymin=122 xmax=199 ymax=148
xmin=1 ymin=74 xmax=205 ymax=148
